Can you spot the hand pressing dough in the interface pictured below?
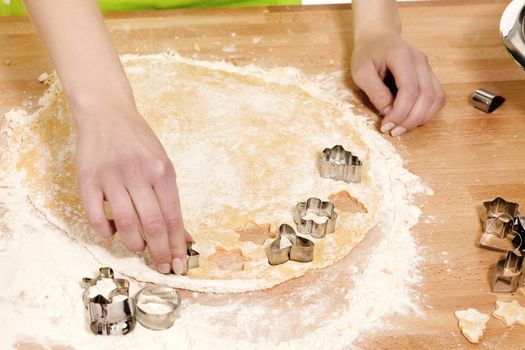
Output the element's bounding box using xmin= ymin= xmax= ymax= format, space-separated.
xmin=493 ymin=300 xmax=525 ymax=327
xmin=454 ymin=308 xmax=490 ymax=344
xmin=6 ymin=52 xmax=381 ymax=293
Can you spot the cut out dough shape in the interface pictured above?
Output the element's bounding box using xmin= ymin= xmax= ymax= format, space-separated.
xmin=454 ymin=308 xmax=490 ymax=344
xmin=7 ymin=52 xmax=381 ymax=293
xmin=233 ymin=221 xmax=274 ymax=245
xmin=328 ymin=190 xmax=367 ymax=213
xmin=493 ymin=300 xmax=525 ymax=327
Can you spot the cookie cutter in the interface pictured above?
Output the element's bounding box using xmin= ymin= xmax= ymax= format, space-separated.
xmin=491 ymin=251 xmax=524 ymax=293
xmin=480 ymin=197 xmax=520 ymax=254
xmin=81 ymin=267 xmax=136 ymax=335
xmin=182 ymin=241 xmax=200 ymax=275
xmin=512 ymin=216 xmax=525 ymax=252
xmin=294 ymin=197 xmax=337 ymax=238
xmin=268 ymin=224 xmax=314 ymax=265
xmin=319 ymin=145 xmax=362 ymax=183
xmin=469 ymin=89 xmax=505 ymax=113
xmin=135 ymin=285 xmax=182 ymax=330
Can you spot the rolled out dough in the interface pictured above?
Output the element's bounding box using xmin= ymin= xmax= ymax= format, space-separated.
xmin=8 ymin=52 xmax=381 ymax=293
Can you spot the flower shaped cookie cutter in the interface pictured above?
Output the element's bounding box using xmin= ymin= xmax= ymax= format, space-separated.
xmin=294 ymin=197 xmax=338 ymax=239
xmin=268 ymin=224 xmax=314 ymax=265
xmin=81 ymin=267 xmax=136 ymax=335
xmin=319 ymin=145 xmax=362 ymax=183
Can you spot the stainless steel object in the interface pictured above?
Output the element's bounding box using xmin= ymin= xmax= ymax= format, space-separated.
xmin=81 ymin=267 xmax=136 ymax=335
xmin=319 ymin=145 xmax=362 ymax=184
xmin=135 ymin=285 xmax=182 ymax=331
xmin=268 ymin=224 xmax=314 ymax=265
xmin=182 ymin=241 xmax=200 ymax=275
xmin=501 ymin=0 xmax=525 ymax=69
xmin=491 ymin=251 xmax=524 ymax=293
xmin=469 ymin=89 xmax=505 ymax=113
xmin=480 ymin=197 xmax=521 ymax=254
xmin=294 ymin=197 xmax=337 ymax=238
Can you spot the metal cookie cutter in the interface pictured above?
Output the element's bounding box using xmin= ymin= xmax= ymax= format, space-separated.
xmin=491 ymin=251 xmax=524 ymax=293
xmin=182 ymin=241 xmax=200 ymax=275
xmin=268 ymin=224 xmax=314 ymax=265
xmin=319 ymin=145 xmax=362 ymax=183
xmin=469 ymin=89 xmax=505 ymax=113
xmin=512 ymin=216 xmax=525 ymax=252
xmin=135 ymin=285 xmax=182 ymax=330
xmin=480 ymin=197 xmax=520 ymax=254
xmin=81 ymin=267 xmax=136 ymax=335
xmin=294 ymin=197 xmax=337 ymax=239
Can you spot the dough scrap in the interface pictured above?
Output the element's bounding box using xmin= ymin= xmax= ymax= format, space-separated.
xmin=492 ymin=300 xmax=525 ymax=327
xmin=454 ymin=308 xmax=490 ymax=343
xmin=208 ymin=247 xmax=250 ymax=271
xmin=233 ymin=221 xmax=274 ymax=245
xmin=328 ymin=190 xmax=367 ymax=213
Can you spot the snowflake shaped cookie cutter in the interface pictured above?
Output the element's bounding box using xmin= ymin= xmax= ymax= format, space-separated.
xmin=294 ymin=197 xmax=338 ymax=239
xmin=319 ymin=145 xmax=362 ymax=183
xmin=268 ymin=224 xmax=314 ymax=265
xmin=81 ymin=267 xmax=136 ymax=335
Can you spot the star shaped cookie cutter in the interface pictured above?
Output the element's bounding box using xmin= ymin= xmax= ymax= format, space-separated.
xmin=294 ymin=197 xmax=338 ymax=238
xmin=491 ymin=251 xmax=525 ymax=293
xmin=480 ymin=197 xmax=520 ymax=254
xmin=81 ymin=267 xmax=136 ymax=335
xmin=319 ymin=145 xmax=362 ymax=184
xmin=268 ymin=224 xmax=314 ymax=265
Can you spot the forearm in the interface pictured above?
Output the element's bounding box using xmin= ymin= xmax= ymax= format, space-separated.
xmin=352 ymin=0 xmax=401 ymax=42
xmin=24 ymin=0 xmax=136 ymax=121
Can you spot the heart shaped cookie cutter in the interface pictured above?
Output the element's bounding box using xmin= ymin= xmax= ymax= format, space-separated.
xmin=294 ymin=197 xmax=338 ymax=239
xmin=268 ymin=224 xmax=314 ymax=265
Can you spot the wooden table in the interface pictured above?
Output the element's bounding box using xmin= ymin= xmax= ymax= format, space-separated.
xmin=2 ymin=1 xmax=525 ymax=348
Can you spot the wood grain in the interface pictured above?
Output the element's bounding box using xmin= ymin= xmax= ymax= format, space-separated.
xmin=2 ymin=1 xmax=525 ymax=348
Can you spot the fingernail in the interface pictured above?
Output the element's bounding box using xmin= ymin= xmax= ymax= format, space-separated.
xmin=380 ymin=122 xmax=396 ymax=133
xmin=391 ymin=127 xmax=407 ymax=137
xmin=172 ymin=258 xmax=184 ymax=275
xmin=383 ymin=105 xmax=392 ymax=115
xmin=158 ymin=263 xmax=171 ymax=274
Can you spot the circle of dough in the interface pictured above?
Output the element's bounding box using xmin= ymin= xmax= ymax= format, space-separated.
xmin=13 ymin=53 xmax=380 ymax=293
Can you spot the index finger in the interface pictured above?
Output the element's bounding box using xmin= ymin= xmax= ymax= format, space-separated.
xmin=153 ymin=168 xmax=190 ymax=275
xmin=382 ymin=52 xmax=419 ymax=127
xmin=128 ymin=185 xmax=171 ymax=273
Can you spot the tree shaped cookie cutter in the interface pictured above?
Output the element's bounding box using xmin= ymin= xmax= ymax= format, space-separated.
xmin=294 ymin=197 xmax=338 ymax=239
xmin=81 ymin=267 xmax=136 ymax=335
xmin=319 ymin=145 xmax=362 ymax=183
xmin=480 ymin=197 xmax=520 ymax=254
xmin=491 ymin=251 xmax=525 ymax=293
xmin=268 ymin=224 xmax=314 ymax=265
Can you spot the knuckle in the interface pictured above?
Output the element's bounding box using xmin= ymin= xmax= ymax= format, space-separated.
xmin=405 ymin=87 xmax=419 ymax=101
xmin=436 ymin=91 xmax=446 ymax=106
xmin=150 ymin=158 xmax=174 ymax=180
xmin=141 ymin=214 xmax=166 ymax=237
xmin=113 ymin=213 xmax=136 ymax=231
xmin=165 ymin=215 xmax=183 ymax=232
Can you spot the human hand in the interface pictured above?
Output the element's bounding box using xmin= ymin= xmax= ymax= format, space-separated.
xmin=351 ymin=28 xmax=445 ymax=137
xmin=75 ymin=108 xmax=191 ymax=275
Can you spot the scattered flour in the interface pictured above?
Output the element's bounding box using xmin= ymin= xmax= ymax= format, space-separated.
xmin=0 ymin=52 xmax=430 ymax=349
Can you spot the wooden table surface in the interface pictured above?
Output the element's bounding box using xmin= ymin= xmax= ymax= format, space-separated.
xmin=2 ymin=1 xmax=525 ymax=348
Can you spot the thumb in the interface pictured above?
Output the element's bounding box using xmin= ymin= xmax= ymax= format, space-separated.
xmin=352 ymin=64 xmax=394 ymax=116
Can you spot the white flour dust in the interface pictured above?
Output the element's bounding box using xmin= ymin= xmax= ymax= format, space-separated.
xmin=0 ymin=52 xmax=430 ymax=349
